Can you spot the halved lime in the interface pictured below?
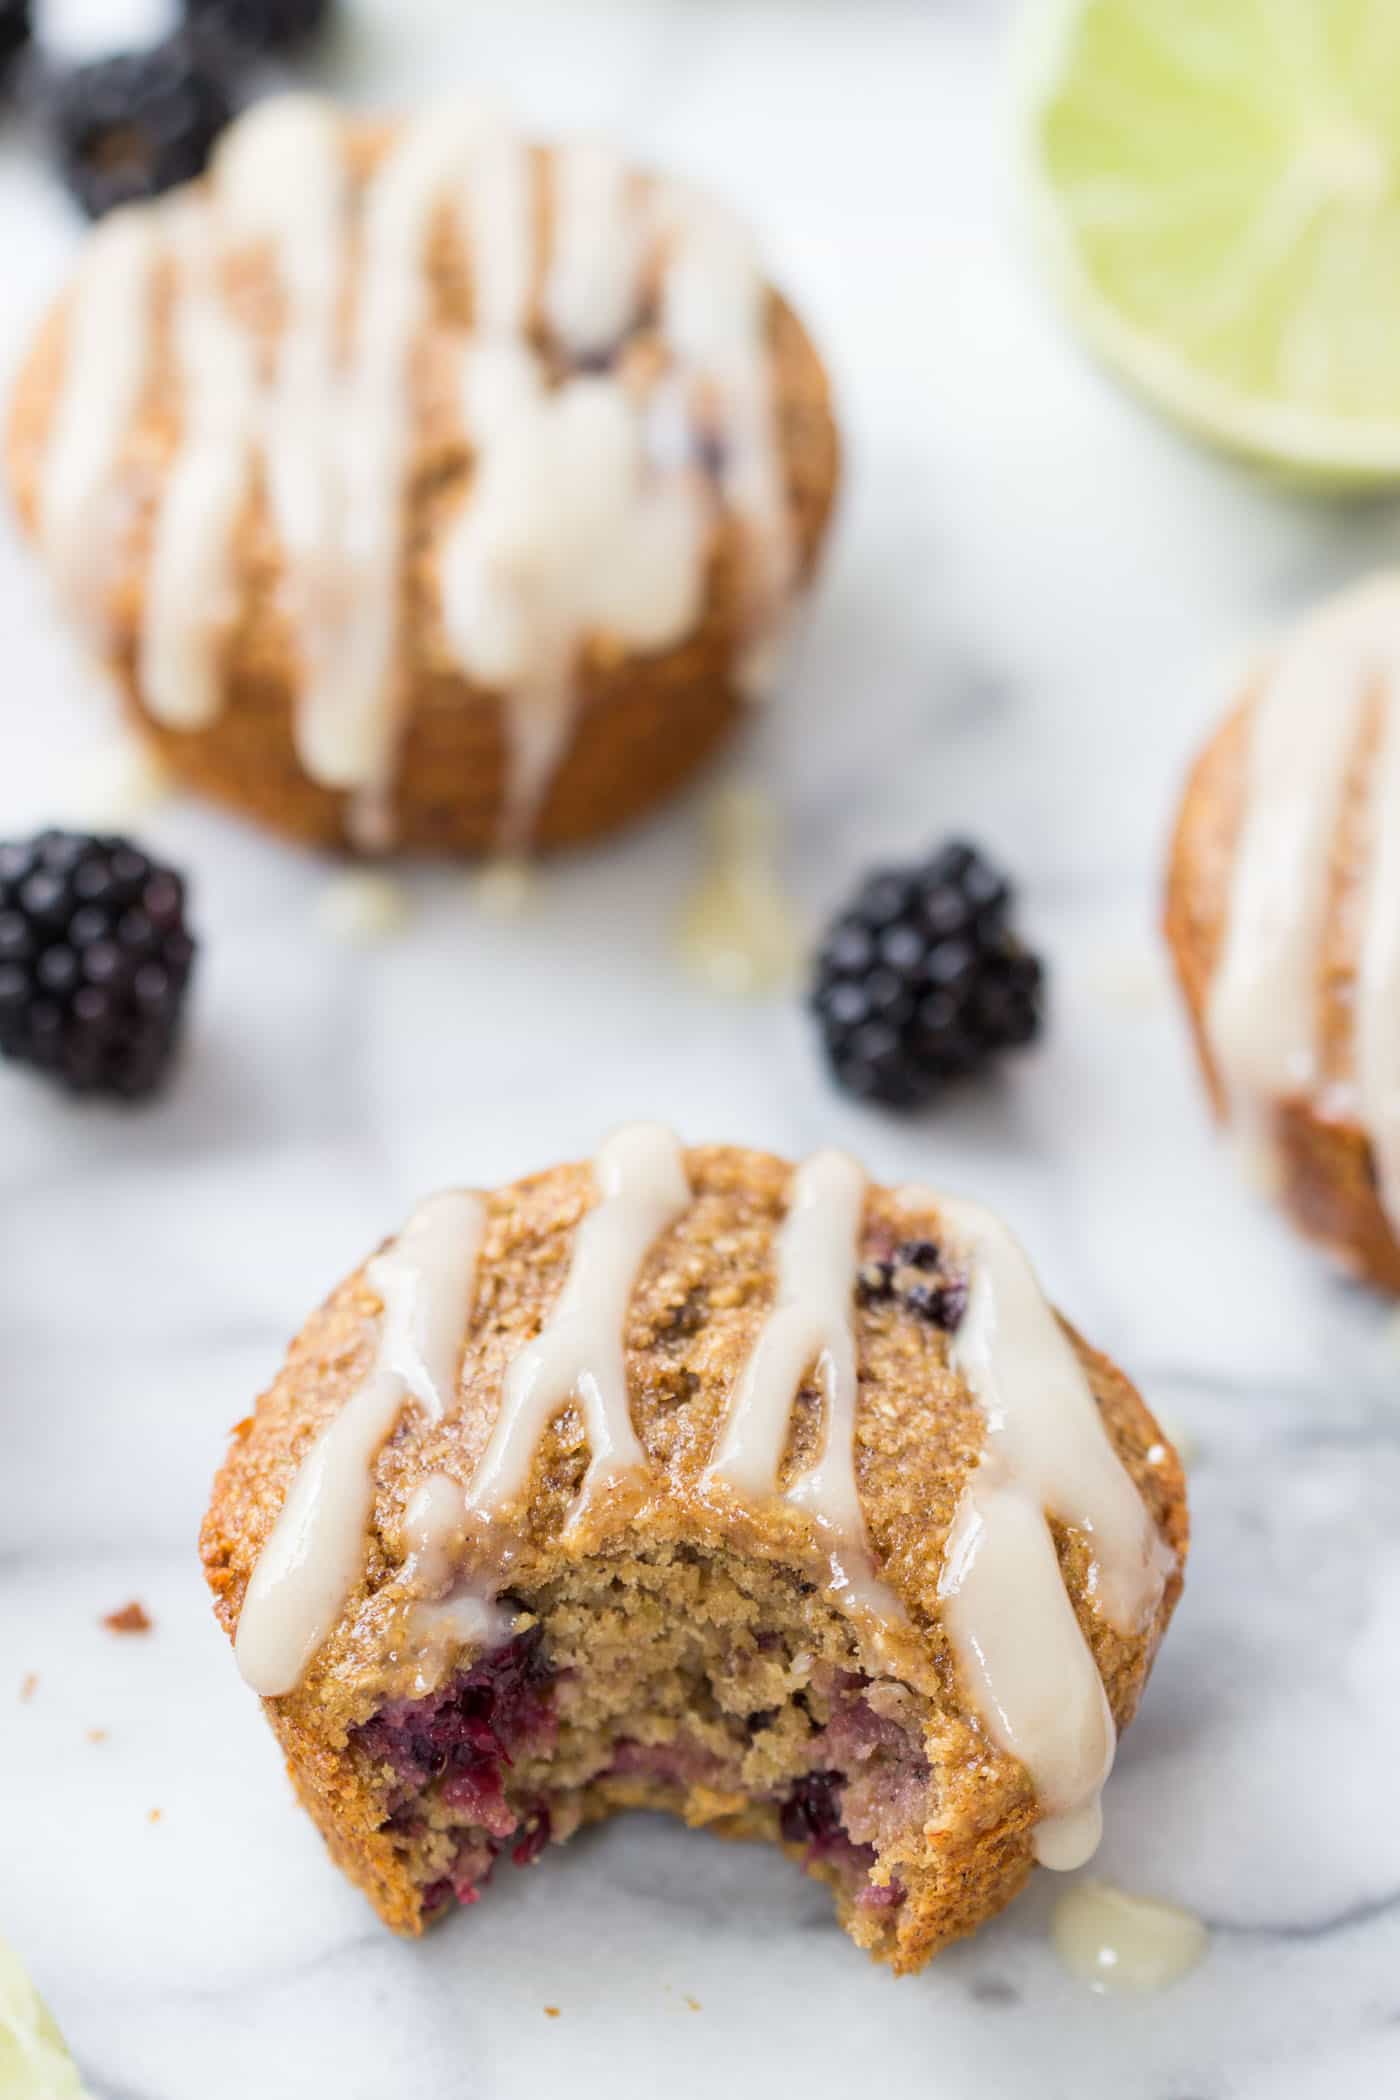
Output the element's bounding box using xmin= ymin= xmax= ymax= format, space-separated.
xmin=1019 ymin=0 xmax=1400 ymax=484
xmin=0 ymin=1937 xmax=89 ymax=2098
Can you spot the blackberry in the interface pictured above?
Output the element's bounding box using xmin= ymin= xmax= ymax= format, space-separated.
xmin=46 ymin=32 xmax=235 ymax=219
xmin=181 ymin=0 xmax=333 ymax=53
xmin=810 ymin=840 xmax=1043 ymax=1110
xmin=779 ymin=1770 xmax=845 ymax=1846
xmin=0 ymin=830 xmax=197 ymax=1099
xmin=0 ymin=1 xmax=31 ymax=92
xmin=857 ymin=1239 xmax=968 ymax=1332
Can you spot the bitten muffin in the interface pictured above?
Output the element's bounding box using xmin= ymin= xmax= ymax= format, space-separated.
xmin=1165 ymin=573 xmax=1400 ymax=1292
xmin=201 ymin=1129 xmax=1187 ymax=1974
xmin=7 ymin=96 xmax=839 ymax=857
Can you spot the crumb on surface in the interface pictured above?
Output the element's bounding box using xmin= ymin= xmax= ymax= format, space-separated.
xmin=147 ymin=1808 xmax=163 ymax=1825
xmin=474 ymin=857 xmax=540 ymax=917
xmin=65 ymin=732 xmax=173 ymax=831
xmin=86 ymin=1728 xmax=108 ymax=1744
xmin=316 ymin=870 xmax=411 ymax=944
xmin=543 ymin=2006 xmax=560 ymax=2020
xmin=103 ymin=1601 xmax=152 ymax=1634
xmin=684 ymin=1995 xmax=701 ymax=2012
xmin=19 ymin=1674 xmax=37 ymax=1702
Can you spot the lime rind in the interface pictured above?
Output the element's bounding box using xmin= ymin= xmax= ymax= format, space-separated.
xmin=1014 ymin=0 xmax=1400 ymax=485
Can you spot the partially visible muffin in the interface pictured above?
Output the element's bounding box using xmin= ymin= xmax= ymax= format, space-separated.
xmin=201 ymin=1130 xmax=1186 ymax=1974
xmin=1165 ymin=574 xmax=1400 ymax=1291
xmin=8 ymin=96 xmax=839 ymax=856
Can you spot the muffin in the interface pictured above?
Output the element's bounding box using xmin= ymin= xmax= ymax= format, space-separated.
xmin=201 ymin=1130 xmax=1187 ymax=1974
xmin=7 ymin=96 xmax=839 ymax=856
xmin=1165 ymin=573 xmax=1400 ymax=1292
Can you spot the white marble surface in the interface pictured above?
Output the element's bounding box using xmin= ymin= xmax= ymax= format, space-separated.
xmin=3 ymin=2 xmax=1400 ymax=2095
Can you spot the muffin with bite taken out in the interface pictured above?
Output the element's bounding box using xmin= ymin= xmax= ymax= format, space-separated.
xmin=202 ymin=1129 xmax=1186 ymax=1973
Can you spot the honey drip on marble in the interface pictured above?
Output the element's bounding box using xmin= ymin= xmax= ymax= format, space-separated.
xmin=677 ymin=785 xmax=804 ymax=996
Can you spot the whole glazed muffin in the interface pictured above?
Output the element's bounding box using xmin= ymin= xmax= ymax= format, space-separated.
xmin=201 ymin=1129 xmax=1187 ymax=1974
xmin=1166 ymin=574 xmax=1400 ymax=1292
xmin=7 ymin=96 xmax=839 ymax=856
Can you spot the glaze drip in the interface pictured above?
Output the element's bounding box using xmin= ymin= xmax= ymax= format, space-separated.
xmin=1358 ymin=682 xmax=1400 ymax=1226
xmin=293 ymin=105 xmax=485 ymax=812
xmin=922 ymin=1193 xmax=1175 ymax=1870
xmin=443 ymin=343 xmax=709 ymax=843
xmin=236 ymin=1190 xmax=487 ymax=1697
xmin=703 ymin=1149 xmax=896 ymax=1617
xmin=1051 ymin=1880 xmax=1208 ymax=1994
xmin=39 ymin=210 xmax=157 ymax=622
xmin=214 ymin=95 xmax=349 ymax=697
xmin=1208 ymin=574 xmax=1400 ymax=1238
xmin=466 ymin=1123 xmax=691 ymax=1524
xmin=657 ymin=186 xmax=795 ymax=691
xmin=544 ymin=141 xmax=647 ymax=358
xmin=402 ymin=1474 xmax=515 ymax=1693
xmin=34 ymin=96 xmax=796 ymax=850
xmin=140 ymin=204 xmax=259 ymax=732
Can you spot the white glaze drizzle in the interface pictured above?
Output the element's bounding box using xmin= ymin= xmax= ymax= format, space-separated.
xmin=924 ymin=1194 xmax=1175 ymax=1871
xmin=544 ymin=141 xmax=647 ymax=357
xmin=139 ymin=204 xmax=259 ymax=731
xmin=401 ymin=1474 xmax=515 ymax=1692
xmin=466 ymin=1123 xmax=691 ymax=1523
xmin=1357 ymin=677 xmax=1400 ymax=1229
xmin=703 ymin=1150 xmax=896 ymax=1617
xmin=458 ymin=116 xmax=533 ymax=339
xmin=294 ymin=105 xmax=486 ymax=799
xmin=236 ymin=1191 xmax=486 ymax=1697
xmin=439 ymin=135 xmax=707 ymax=843
xmin=402 ymin=1474 xmax=485 ymax=1601
xmin=213 ymin=95 xmax=349 ymax=683
xmin=657 ymin=184 xmax=796 ymax=694
xmin=38 ymin=209 xmax=158 ymax=622
xmin=1208 ymin=585 xmax=1377 ymax=1136
xmin=1209 ymin=576 xmax=1400 ymax=1236
xmin=441 ymin=342 xmax=708 ymax=843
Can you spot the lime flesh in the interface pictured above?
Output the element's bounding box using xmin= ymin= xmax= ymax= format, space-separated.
xmin=1022 ymin=0 xmax=1400 ymax=483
